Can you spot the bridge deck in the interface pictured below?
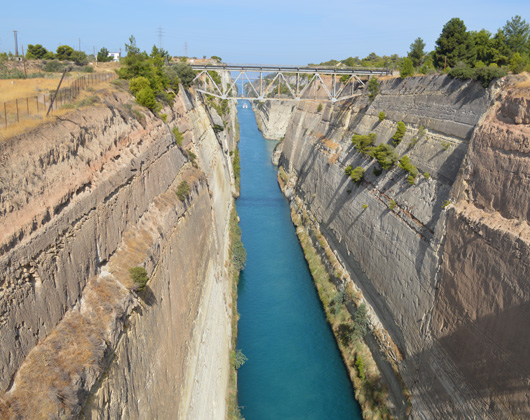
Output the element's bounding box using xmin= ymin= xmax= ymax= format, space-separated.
xmin=190 ymin=64 xmax=390 ymax=76
xmin=191 ymin=63 xmax=390 ymax=102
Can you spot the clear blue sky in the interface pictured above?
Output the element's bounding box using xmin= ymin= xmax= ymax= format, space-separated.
xmin=1 ymin=0 xmax=529 ymax=65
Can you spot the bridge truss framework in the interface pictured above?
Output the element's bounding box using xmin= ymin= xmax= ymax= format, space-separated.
xmin=191 ymin=64 xmax=391 ymax=103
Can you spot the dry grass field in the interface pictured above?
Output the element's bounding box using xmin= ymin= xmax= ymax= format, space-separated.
xmin=0 ymin=77 xmax=62 ymax=102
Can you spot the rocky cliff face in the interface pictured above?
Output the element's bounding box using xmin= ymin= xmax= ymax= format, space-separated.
xmin=253 ymin=101 xmax=295 ymax=140
xmin=0 ymin=86 xmax=238 ymax=419
xmin=266 ymin=73 xmax=529 ymax=418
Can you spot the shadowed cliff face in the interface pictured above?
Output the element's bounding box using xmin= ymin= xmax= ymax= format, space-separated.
xmin=261 ymin=73 xmax=530 ymax=419
xmin=432 ymin=74 xmax=530 ymax=419
xmin=0 ymin=87 xmax=238 ymax=419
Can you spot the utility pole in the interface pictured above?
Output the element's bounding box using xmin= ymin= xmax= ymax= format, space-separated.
xmin=157 ymin=27 xmax=164 ymax=50
xmin=13 ymin=30 xmax=18 ymax=57
xmin=78 ymin=38 xmax=81 ymax=51
xmin=184 ymin=41 xmax=188 ymax=58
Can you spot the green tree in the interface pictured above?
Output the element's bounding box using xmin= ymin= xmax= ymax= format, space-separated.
xmin=129 ymin=266 xmax=149 ymax=291
xmin=490 ymin=30 xmax=512 ymax=66
xmin=367 ymin=77 xmax=379 ymax=101
xmin=400 ymin=57 xmax=415 ymax=78
xmin=176 ymin=180 xmax=190 ymax=201
xmin=434 ymin=18 xmax=476 ymax=68
xmin=97 ymin=47 xmax=113 ymax=62
xmin=129 ymin=76 xmax=151 ymax=95
xmin=392 ymin=121 xmax=406 ymax=145
xmin=136 ymin=86 xmax=161 ymax=112
xmin=420 ymin=57 xmax=435 ymax=74
xmin=503 ymin=15 xmax=530 ymax=54
xmin=408 ymin=37 xmax=426 ymax=68
xmin=150 ymin=45 xmax=169 ymax=59
xmin=56 ymin=45 xmax=74 ymax=60
xmin=71 ymin=50 xmax=88 ymax=65
xmin=26 ymin=44 xmax=48 ymax=59
xmin=211 ymin=55 xmax=222 ymax=63
xmin=350 ymin=166 xmax=365 ymax=183
xmin=125 ymin=35 xmax=140 ymax=56
xmin=174 ymin=63 xmax=196 ymax=88
xmin=510 ymin=52 xmax=529 ymax=73
xmin=471 ymin=29 xmax=494 ymax=65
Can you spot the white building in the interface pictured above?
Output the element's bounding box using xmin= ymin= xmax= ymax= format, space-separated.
xmin=107 ymin=52 xmax=120 ymax=62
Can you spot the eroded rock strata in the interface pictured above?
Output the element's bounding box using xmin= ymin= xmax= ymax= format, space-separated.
xmin=258 ymin=74 xmax=530 ymax=419
xmin=0 ymin=87 xmax=238 ymax=419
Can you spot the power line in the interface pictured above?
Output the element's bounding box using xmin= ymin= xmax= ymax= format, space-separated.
xmin=157 ymin=27 xmax=164 ymax=50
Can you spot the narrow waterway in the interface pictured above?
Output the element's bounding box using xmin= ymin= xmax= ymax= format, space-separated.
xmin=236 ymin=102 xmax=362 ymax=420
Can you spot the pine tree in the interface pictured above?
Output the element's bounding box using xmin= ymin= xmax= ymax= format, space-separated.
xmin=400 ymin=57 xmax=415 ymax=78
xmin=408 ymin=37 xmax=426 ymax=68
xmin=503 ymin=15 xmax=530 ymax=55
xmin=434 ymin=18 xmax=476 ymax=68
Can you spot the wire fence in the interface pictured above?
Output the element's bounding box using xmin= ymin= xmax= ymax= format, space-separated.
xmin=1 ymin=72 xmax=117 ymax=129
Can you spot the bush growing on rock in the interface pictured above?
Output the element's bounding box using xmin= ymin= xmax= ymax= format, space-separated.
xmin=392 ymin=121 xmax=406 ymax=145
xmin=368 ymin=144 xmax=397 ymax=170
xmin=367 ymin=77 xmax=379 ymax=101
xmin=135 ymin=86 xmax=161 ymax=113
xmin=400 ymin=57 xmax=415 ymax=78
xmin=129 ymin=76 xmax=151 ymax=95
xmin=129 ymin=266 xmax=149 ymax=291
xmin=176 ymin=180 xmax=190 ymax=201
xmin=173 ymin=126 xmax=184 ymax=146
xmin=399 ymin=155 xmax=418 ymax=184
xmin=350 ymin=166 xmax=365 ymax=183
xmin=378 ymin=111 xmax=386 ymax=121
xmin=352 ymin=133 xmax=376 ymax=154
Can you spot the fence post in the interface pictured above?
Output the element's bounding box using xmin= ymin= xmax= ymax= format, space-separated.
xmin=27 ymin=97 xmax=29 ymax=115
xmin=4 ymin=102 xmax=7 ymax=128
xmin=16 ymin=99 xmax=19 ymax=123
xmin=47 ymin=69 xmax=67 ymax=116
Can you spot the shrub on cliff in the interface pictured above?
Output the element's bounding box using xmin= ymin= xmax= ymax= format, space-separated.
xmin=135 ymin=86 xmax=161 ymax=113
xmin=509 ymin=52 xmax=529 ymax=73
xmin=369 ymin=144 xmax=397 ymax=170
xmin=399 ymin=155 xmax=418 ymax=185
xmin=392 ymin=121 xmax=406 ymax=145
xmin=173 ymin=126 xmax=184 ymax=146
xmin=350 ymin=166 xmax=365 ymax=183
xmin=232 ymin=349 xmax=248 ymax=369
xmin=129 ymin=76 xmax=150 ymax=95
xmin=129 ymin=266 xmax=149 ymax=292
xmin=448 ymin=66 xmax=508 ymax=88
xmin=367 ymin=77 xmax=379 ymax=101
xmin=352 ymin=133 xmax=376 ymax=154
xmin=176 ymin=180 xmax=190 ymax=201
xmin=378 ymin=111 xmax=386 ymax=121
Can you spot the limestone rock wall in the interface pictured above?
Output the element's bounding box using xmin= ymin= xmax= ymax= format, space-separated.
xmin=0 ymin=86 xmax=238 ymax=419
xmin=271 ymin=74 xmax=526 ymax=419
xmin=253 ymin=100 xmax=295 ymax=140
xmin=431 ymin=75 xmax=530 ymax=419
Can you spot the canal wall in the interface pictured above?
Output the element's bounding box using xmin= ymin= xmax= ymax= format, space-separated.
xmin=0 ymin=85 xmax=239 ymax=419
xmin=259 ymin=73 xmax=530 ymax=419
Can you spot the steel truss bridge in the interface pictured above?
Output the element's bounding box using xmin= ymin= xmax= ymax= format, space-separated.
xmin=190 ymin=64 xmax=391 ymax=103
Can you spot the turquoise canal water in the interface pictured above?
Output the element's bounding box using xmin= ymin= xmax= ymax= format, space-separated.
xmin=235 ymin=102 xmax=363 ymax=420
